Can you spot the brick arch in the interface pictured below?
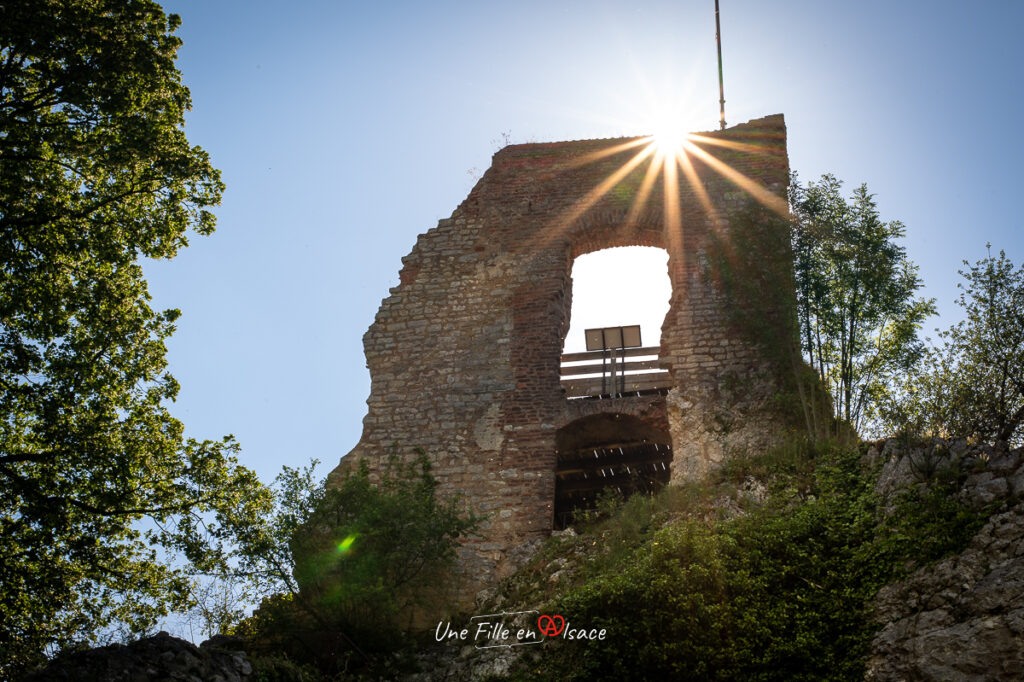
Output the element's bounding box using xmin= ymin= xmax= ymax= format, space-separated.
xmin=555 ymin=410 xmax=670 ymax=451
xmin=557 ymin=238 xmax=673 ymax=390
xmin=567 ymin=211 xmax=667 ymax=260
xmin=561 ymin=393 xmax=669 ymax=434
xmin=561 ymin=211 xmax=688 ymax=368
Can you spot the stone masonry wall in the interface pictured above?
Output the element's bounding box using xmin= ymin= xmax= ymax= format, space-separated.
xmin=328 ymin=115 xmax=792 ymax=607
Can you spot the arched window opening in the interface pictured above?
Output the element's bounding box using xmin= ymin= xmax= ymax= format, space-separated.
xmin=560 ymin=246 xmax=672 ymax=399
xmin=554 ymin=414 xmax=672 ymax=529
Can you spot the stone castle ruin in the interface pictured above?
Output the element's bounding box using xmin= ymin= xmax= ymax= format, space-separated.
xmin=329 ymin=114 xmax=792 ymax=603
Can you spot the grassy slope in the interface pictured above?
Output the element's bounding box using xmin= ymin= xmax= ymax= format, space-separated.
xmin=484 ymin=440 xmax=985 ymax=682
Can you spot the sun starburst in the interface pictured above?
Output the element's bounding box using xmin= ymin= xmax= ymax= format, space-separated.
xmin=533 ymin=117 xmax=789 ymax=261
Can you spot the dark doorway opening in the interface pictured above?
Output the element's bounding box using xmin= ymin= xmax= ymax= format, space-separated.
xmin=554 ymin=413 xmax=672 ymax=529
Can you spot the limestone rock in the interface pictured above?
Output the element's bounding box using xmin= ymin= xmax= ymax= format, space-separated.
xmin=867 ymin=441 xmax=1024 ymax=682
xmin=22 ymin=632 xmax=253 ymax=682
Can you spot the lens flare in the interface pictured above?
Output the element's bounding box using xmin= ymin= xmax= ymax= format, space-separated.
xmin=336 ymin=534 xmax=357 ymax=554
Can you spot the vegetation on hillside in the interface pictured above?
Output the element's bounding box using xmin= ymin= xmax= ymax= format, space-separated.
xmin=492 ymin=440 xmax=987 ymax=682
xmin=225 ymin=453 xmax=482 ymax=677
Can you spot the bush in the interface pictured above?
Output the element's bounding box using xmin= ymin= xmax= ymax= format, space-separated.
xmin=517 ymin=442 xmax=983 ymax=681
xmin=231 ymin=451 xmax=481 ymax=675
xmin=292 ymin=454 xmax=481 ymax=640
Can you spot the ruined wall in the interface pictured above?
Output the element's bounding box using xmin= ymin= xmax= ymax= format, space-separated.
xmin=329 ymin=114 xmax=791 ymax=604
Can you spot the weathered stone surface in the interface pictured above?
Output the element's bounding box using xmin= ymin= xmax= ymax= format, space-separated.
xmin=867 ymin=441 xmax=1024 ymax=682
xmin=330 ymin=115 xmax=792 ymax=606
xmin=403 ymin=643 xmax=538 ymax=682
xmin=22 ymin=632 xmax=252 ymax=682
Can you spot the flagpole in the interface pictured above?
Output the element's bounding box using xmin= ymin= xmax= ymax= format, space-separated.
xmin=715 ymin=0 xmax=726 ymax=130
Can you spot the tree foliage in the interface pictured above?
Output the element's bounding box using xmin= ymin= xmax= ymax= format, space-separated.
xmin=292 ymin=456 xmax=481 ymax=625
xmin=883 ymin=248 xmax=1024 ymax=447
xmin=0 ymin=1 xmax=268 ymax=674
xmin=790 ymin=174 xmax=935 ymax=437
xmin=229 ymin=453 xmax=482 ymax=670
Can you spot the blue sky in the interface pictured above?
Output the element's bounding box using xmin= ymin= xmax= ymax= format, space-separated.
xmin=148 ymin=0 xmax=1024 ymax=483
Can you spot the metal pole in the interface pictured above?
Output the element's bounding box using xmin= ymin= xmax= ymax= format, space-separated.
xmin=715 ymin=0 xmax=726 ymax=130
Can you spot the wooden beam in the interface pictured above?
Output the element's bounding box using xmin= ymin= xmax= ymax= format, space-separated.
xmin=561 ymin=371 xmax=672 ymax=397
xmin=560 ymin=346 xmax=661 ymax=363
xmin=556 ymin=458 xmax=671 ymax=477
xmin=557 ymin=441 xmax=671 ymax=458
xmin=559 ymin=359 xmax=664 ymax=376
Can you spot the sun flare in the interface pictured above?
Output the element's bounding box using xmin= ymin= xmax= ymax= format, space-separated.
xmin=651 ymin=127 xmax=686 ymax=157
xmin=536 ymin=114 xmax=789 ymax=257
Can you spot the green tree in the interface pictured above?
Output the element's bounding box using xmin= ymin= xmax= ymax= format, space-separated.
xmin=230 ymin=454 xmax=482 ymax=671
xmin=292 ymin=456 xmax=481 ymax=630
xmin=790 ymin=174 xmax=935 ymax=437
xmin=885 ymin=248 xmax=1024 ymax=447
xmin=0 ymin=1 xmax=268 ymax=675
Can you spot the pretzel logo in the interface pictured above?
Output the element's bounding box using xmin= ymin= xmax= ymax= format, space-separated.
xmin=537 ymin=614 xmax=565 ymax=637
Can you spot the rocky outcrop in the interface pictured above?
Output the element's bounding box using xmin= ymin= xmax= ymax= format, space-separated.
xmin=22 ymin=632 xmax=253 ymax=682
xmin=866 ymin=440 xmax=1024 ymax=681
